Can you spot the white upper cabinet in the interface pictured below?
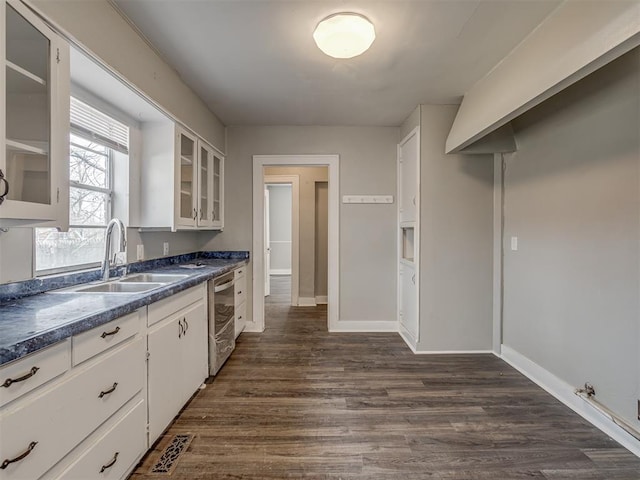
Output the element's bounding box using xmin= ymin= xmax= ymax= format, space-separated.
xmin=197 ymin=139 xmax=224 ymax=229
xmin=139 ymin=121 xmax=224 ymax=231
xmin=0 ymin=0 xmax=69 ymax=227
xmin=398 ymin=127 xmax=419 ymax=225
xmin=176 ymin=127 xmax=197 ymax=228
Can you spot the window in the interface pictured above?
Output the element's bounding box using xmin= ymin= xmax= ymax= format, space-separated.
xmin=35 ymin=98 xmax=129 ymax=274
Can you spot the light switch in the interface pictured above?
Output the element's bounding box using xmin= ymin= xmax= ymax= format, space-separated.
xmin=510 ymin=236 xmax=518 ymax=251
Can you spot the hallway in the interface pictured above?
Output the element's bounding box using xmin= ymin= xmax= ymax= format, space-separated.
xmin=130 ymin=278 xmax=640 ymax=479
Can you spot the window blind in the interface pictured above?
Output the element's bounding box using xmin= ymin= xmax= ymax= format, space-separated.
xmin=70 ymin=97 xmax=129 ymax=154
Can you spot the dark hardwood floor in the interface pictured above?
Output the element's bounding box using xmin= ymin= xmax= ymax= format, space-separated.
xmin=130 ymin=276 xmax=640 ymax=479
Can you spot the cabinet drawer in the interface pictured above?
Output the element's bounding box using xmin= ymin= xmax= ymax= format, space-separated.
xmin=234 ymin=274 xmax=246 ymax=307
xmin=148 ymin=284 xmax=205 ymax=326
xmin=53 ymin=398 xmax=146 ymax=480
xmin=235 ymin=302 xmax=246 ymax=326
xmin=234 ymin=266 xmax=246 ymax=280
xmin=0 ymin=340 xmax=69 ymax=409
xmin=0 ymin=338 xmax=144 ymax=480
xmin=72 ymin=311 xmax=141 ymax=366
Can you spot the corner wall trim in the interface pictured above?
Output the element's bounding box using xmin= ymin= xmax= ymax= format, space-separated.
xmin=500 ymin=345 xmax=640 ymax=457
xmin=329 ymin=320 xmax=397 ymax=333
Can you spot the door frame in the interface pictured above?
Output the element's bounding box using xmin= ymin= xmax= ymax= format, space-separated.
xmin=252 ymin=155 xmax=339 ymax=332
xmin=264 ymin=175 xmax=300 ymax=306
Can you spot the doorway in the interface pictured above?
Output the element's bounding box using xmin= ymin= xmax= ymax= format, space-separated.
xmin=264 ymin=176 xmax=299 ymax=306
xmin=252 ymin=155 xmax=339 ymax=332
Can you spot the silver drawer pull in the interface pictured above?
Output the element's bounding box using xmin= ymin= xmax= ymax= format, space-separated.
xmin=1 ymin=441 xmax=37 ymax=469
xmin=99 ymin=452 xmax=119 ymax=473
xmin=100 ymin=326 xmax=120 ymax=339
xmin=2 ymin=366 xmax=39 ymax=388
xmin=98 ymin=382 xmax=118 ymax=398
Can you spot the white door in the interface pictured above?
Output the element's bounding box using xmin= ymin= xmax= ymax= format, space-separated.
xmin=264 ymin=187 xmax=271 ymax=296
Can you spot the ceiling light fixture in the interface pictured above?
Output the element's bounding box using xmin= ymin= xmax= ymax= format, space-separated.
xmin=313 ymin=13 xmax=375 ymax=59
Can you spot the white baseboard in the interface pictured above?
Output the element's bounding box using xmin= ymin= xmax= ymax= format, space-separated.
xmin=315 ymin=295 xmax=328 ymax=305
xmin=269 ymin=269 xmax=291 ymax=276
xmin=399 ymin=326 xmax=417 ymax=351
xmin=329 ymin=320 xmax=398 ymax=332
xmin=500 ymin=344 xmax=640 ymax=457
xmin=242 ymin=321 xmax=263 ymax=333
xmin=412 ymin=348 xmax=494 ymax=354
xmin=297 ymin=297 xmax=317 ymax=307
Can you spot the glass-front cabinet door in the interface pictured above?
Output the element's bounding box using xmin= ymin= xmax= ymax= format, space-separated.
xmin=212 ymin=152 xmax=223 ymax=229
xmin=176 ymin=127 xmax=197 ymax=227
xmin=197 ymin=140 xmax=214 ymax=228
xmin=1 ymin=0 xmax=68 ymax=225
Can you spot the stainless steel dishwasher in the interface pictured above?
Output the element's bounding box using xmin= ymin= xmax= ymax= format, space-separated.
xmin=208 ymin=272 xmax=235 ymax=375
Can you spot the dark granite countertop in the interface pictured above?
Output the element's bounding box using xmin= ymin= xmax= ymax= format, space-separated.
xmin=0 ymin=252 xmax=249 ymax=366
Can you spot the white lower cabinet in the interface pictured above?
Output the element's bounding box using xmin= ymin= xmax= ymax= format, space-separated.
xmin=48 ymin=398 xmax=146 ymax=480
xmin=0 ymin=333 xmax=145 ymax=480
xmin=234 ymin=266 xmax=247 ymax=338
xmin=0 ymin=283 xmax=211 ymax=480
xmin=147 ymin=284 xmax=207 ymax=445
xmin=399 ymin=263 xmax=418 ymax=344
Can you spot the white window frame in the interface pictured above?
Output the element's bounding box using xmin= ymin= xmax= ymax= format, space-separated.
xmin=34 ymin=96 xmax=129 ymax=276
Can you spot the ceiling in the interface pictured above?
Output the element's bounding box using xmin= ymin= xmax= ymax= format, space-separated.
xmin=112 ymin=0 xmax=561 ymax=127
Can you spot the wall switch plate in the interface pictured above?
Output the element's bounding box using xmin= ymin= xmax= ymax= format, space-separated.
xmin=136 ymin=244 xmax=144 ymax=261
xmin=510 ymin=236 xmax=518 ymax=251
xmin=163 ymin=242 xmax=169 ymax=256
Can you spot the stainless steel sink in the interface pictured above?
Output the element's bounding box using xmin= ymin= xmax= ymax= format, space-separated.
xmin=119 ymin=273 xmax=188 ymax=283
xmin=52 ymin=281 xmax=165 ymax=294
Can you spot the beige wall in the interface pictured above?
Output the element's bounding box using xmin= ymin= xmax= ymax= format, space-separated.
xmin=503 ymin=48 xmax=640 ymax=426
xmin=30 ymin=0 xmax=226 ymax=153
xmin=315 ymin=182 xmax=329 ymax=299
xmin=418 ymin=105 xmax=494 ymax=351
xmin=201 ymin=125 xmax=399 ymax=325
xmin=265 ymin=166 xmax=328 ymax=301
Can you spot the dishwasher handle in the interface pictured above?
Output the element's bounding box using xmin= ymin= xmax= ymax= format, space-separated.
xmin=214 ymin=279 xmax=235 ymax=293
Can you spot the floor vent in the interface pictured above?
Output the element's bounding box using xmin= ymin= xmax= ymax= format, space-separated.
xmin=149 ymin=434 xmax=194 ymax=475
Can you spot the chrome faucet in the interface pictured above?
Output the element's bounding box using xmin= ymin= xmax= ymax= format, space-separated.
xmin=101 ymin=218 xmax=126 ymax=282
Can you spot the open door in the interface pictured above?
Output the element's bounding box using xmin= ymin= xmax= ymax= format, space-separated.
xmin=264 ymin=187 xmax=271 ymax=296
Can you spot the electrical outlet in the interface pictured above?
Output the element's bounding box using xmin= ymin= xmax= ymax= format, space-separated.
xmin=136 ymin=244 xmax=144 ymax=261
xmin=163 ymin=242 xmax=169 ymax=256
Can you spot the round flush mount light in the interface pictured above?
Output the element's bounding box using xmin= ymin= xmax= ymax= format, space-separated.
xmin=313 ymin=13 xmax=375 ymax=59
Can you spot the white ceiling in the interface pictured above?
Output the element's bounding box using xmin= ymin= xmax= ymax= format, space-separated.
xmin=112 ymin=0 xmax=561 ymax=127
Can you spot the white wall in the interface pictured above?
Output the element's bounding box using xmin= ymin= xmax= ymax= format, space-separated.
xmin=503 ymin=48 xmax=640 ymax=428
xmin=201 ymin=126 xmax=399 ymax=326
xmin=418 ymin=105 xmax=494 ymax=351
xmin=266 ymin=184 xmax=292 ymax=274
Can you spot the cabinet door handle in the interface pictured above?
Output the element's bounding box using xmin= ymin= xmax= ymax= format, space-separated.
xmin=2 ymin=366 xmax=39 ymax=388
xmin=184 ymin=317 xmax=189 ymax=333
xmin=178 ymin=319 xmax=183 ymax=338
xmin=100 ymin=326 xmax=120 ymax=339
xmin=1 ymin=441 xmax=38 ymax=469
xmin=98 ymin=382 xmax=118 ymax=398
xmin=0 ymin=169 xmax=8 ymax=206
xmin=100 ymin=451 xmax=119 ymax=473
xmin=193 ymin=208 xmax=197 ymax=220
xmin=412 ymin=274 xmax=416 ymax=285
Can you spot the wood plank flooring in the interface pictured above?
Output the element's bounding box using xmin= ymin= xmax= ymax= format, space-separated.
xmin=129 ymin=276 xmax=640 ymax=479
